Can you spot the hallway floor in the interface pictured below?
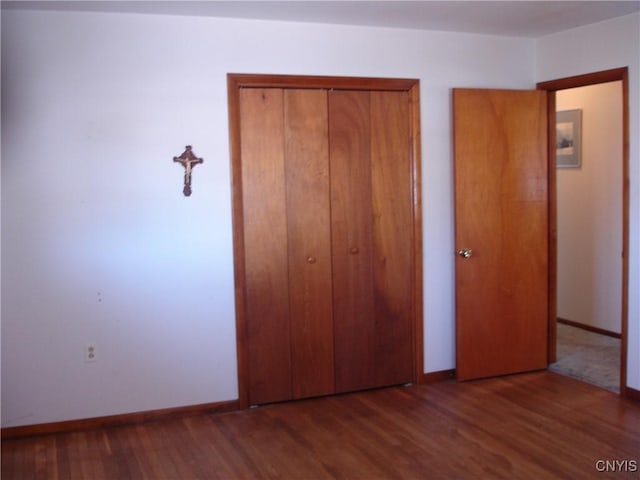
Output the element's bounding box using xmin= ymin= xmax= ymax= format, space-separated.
xmin=549 ymin=323 xmax=621 ymax=393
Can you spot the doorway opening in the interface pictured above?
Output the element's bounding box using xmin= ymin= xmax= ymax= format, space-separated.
xmin=538 ymin=68 xmax=629 ymax=396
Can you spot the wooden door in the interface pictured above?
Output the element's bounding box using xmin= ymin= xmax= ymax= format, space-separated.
xmin=240 ymin=88 xmax=334 ymax=404
xmin=329 ymin=90 xmax=414 ymax=393
xmin=239 ymin=88 xmax=290 ymax=404
xmin=285 ymin=89 xmax=335 ymax=399
xmin=230 ymin=74 xmax=422 ymax=408
xmin=453 ymin=89 xmax=548 ymax=381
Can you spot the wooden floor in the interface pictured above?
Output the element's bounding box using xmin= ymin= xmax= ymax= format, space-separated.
xmin=3 ymin=371 xmax=639 ymax=479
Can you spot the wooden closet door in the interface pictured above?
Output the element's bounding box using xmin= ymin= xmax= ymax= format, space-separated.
xmin=240 ymin=88 xmax=291 ymax=405
xmin=329 ymin=90 xmax=375 ymax=392
xmin=330 ymin=90 xmax=413 ymax=393
xmin=240 ymin=87 xmax=334 ymax=404
xmin=370 ymin=91 xmax=413 ymax=387
xmin=234 ymin=76 xmax=419 ymax=407
xmin=284 ymin=89 xmax=335 ymax=399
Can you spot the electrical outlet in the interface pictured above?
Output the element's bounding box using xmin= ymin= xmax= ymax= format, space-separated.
xmin=85 ymin=342 xmax=97 ymax=363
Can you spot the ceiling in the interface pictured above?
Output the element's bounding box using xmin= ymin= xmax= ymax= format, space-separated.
xmin=3 ymin=1 xmax=640 ymax=38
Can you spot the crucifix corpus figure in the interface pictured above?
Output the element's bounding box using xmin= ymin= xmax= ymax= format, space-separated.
xmin=173 ymin=145 xmax=203 ymax=196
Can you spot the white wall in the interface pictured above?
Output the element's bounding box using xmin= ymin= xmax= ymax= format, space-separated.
xmin=1 ymin=9 xmax=537 ymax=427
xmin=537 ymin=12 xmax=640 ymax=390
xmin=556 ymin=82 xmax=623 ymax=334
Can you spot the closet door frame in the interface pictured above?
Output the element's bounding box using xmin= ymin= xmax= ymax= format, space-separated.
xmin=228 ymin=73 xmax=423 ymax=408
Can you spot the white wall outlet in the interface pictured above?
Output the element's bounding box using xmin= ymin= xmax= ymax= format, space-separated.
xmin=85 ymin=342 xmax=97 ymax=363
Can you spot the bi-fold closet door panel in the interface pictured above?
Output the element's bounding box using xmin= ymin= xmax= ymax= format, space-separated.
xmin=330 ymin=90 xmax=413 ymax=393
xmin=240 ymin=88 xmax=334 ymax=405
xmin=240 ymin=88 xmax=292 ymax=405
xmin=284 ymin=89 xmax=335 ymax=400
xmin=240 ymin=87 xmax=413 ymax=405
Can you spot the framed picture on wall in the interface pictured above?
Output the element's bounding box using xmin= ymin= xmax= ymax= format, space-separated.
xmin=556 ymin=109 xmax=582 ymax=168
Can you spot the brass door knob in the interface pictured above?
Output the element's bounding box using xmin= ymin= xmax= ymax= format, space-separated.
xmin=457 ymin=248 xmax=473 ymax=258
xmin=306 ymin=256 xmax=317 ymax=264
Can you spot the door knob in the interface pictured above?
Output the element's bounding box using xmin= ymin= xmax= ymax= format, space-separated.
xmin=457 ymin=248 xmax=473 ymax=258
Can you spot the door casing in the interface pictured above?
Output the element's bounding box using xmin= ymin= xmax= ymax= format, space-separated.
xmin=227 ymin=74 xmax=423 ymax=408
xmin=537 ymin=67 xmax=630 ymax=396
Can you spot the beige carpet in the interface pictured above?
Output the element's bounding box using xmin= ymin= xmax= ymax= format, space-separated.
xmin=548 ymin=323 xmax=621 ymax=393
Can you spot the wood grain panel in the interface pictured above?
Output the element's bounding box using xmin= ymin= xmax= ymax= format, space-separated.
xmin=229 ymin=74 xmax=423 ymax=405
xmin=240 ymin=88 xmax=292 ymax=404
xmin=229 ymin=73 xmax=418 ymax=92
xmin=329 ymin=90 xmax=375 ymax=393
xmin=370 ymin=91 xmax=414 ymax=387
xmin=454 ymin=89 xmax=548 ymax=380
xmin=408 ymin=84 xmax=424 ymax=384
xmin=284 ymin=89 xmax=335 ymax=399
xmin=546 ymin=90 xmax=558 ymax=364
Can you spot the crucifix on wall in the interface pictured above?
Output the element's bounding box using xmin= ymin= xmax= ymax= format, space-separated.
xmin=173 ymin=145 xmax=203 ymax=196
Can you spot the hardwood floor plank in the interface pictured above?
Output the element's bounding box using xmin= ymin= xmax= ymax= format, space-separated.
xmin=33 ymin=437 xmax=56 ymax=480
xmin=183 ymin=416 xmax=249 ymax=478
xmin=354 ymin=387 xmax=552 ymax=479
xmin=3 ymin=372 xmax=639 ymax=479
